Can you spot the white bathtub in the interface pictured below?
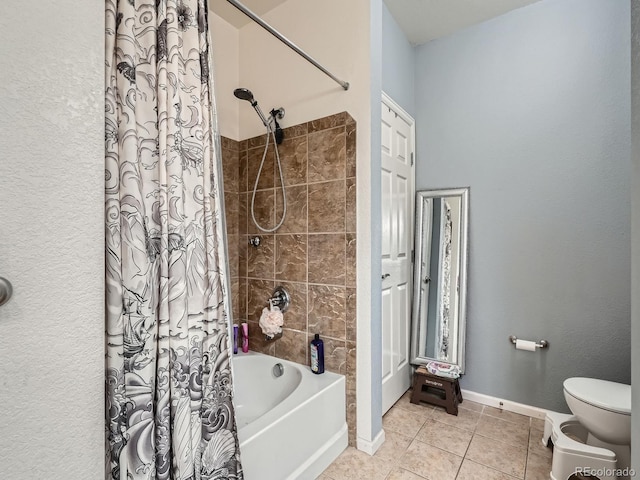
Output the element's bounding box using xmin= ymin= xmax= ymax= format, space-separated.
xmin=233 ymin=351 xmax=348 ymax=480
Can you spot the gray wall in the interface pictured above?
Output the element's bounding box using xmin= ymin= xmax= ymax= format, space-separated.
xmin=382 ymin=3 xmax=415 ymax=116
xmin=0 ymin=1 xmax=105 ymax=477
xmin=414 ymin=0 xmax=631 ymax=412
xmin=631 ymin=0 xmax=639 ymax=470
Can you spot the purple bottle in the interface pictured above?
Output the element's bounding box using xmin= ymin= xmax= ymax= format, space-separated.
xmin=310 ymin=334 xmax=325 ymax=374
xmin=233 ymin=324 xmax=238 ymax=354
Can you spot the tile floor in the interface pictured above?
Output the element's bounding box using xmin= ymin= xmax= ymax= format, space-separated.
xmin=317 ymin=390 xmax=552 ymax=480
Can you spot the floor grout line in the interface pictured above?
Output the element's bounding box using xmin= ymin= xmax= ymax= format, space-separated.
xmin=320 ymin=392 xmax=551 ymax=480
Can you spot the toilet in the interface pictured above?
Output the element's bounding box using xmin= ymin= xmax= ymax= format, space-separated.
xmin=542 ymin=377 xmax=631 ymax=480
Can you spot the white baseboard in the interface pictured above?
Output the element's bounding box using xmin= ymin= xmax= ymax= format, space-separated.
xmin=356 ymin=429 xmax=386 ymax=455
xmin=461 ymin=389 xmax=549 ymax=420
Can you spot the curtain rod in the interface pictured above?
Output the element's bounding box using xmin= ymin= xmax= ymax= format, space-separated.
xmin=226 ymin=0 xmax=350 ymax=90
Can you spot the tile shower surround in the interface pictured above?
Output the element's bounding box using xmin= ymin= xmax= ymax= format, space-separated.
xmin=221 ymin=112 xmax=357 ymax=444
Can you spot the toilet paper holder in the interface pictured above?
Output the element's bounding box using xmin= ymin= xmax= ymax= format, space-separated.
xmin=508 ymin=335 xmax=549 ymax=349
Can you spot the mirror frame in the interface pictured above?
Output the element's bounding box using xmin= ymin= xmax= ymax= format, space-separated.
xmin=410 ymin=187 xmax=469 ymax=372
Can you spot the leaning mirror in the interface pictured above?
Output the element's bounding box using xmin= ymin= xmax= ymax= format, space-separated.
xmin=411 ymin=188 xmax=469 ymax=372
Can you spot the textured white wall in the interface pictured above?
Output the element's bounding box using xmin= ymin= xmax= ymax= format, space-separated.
xmin=237 ymin=0 xmax=371 ymax=141
xmin=369 ymin=0 xmax=384 ymax=447
xmin=414 ymin=0 xmax=631 ymax=412
xmin=212 ymin=12 xmax=240 ymax=141
xmin=0 ymin=2 xmax=104 ymax=478
xmin=212 ymin=1 xmax=374 ymax=142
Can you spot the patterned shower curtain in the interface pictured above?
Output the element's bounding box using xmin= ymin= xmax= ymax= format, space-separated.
xmin=105 ymin=1 xmax=242 ymax=479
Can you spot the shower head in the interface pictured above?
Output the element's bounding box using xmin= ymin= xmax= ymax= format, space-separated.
xmin=233 ymin=88 xmax=256 ymax=106
xmin=234 ymin=87 xmax=270 ymax=129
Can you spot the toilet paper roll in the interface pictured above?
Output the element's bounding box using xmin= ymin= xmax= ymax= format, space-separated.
xmin=515 ymin=339 xmax=537 ymax=352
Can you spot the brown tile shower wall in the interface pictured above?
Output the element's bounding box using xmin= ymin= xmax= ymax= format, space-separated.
xmin=221 ymin=112 xmax=357 ymax=445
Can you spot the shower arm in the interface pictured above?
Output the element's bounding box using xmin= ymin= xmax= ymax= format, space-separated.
xmin=226 ymin=0 xmax=350 ymax=91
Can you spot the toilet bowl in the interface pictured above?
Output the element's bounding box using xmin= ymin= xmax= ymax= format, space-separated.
xmin=543 ymin=377 xmax=632 ymax=480
xmin=563 ymin=377 xmax=631 ymax=445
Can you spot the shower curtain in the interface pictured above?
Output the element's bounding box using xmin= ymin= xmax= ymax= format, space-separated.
xmin=105 ymin=1 xmax=242 ymax=479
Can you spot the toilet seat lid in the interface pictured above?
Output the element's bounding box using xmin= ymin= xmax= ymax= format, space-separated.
xmin=563 ymin=377 xmax=631 ymax=415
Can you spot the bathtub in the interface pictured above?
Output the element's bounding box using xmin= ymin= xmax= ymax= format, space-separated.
xmin=233 ymin=351 xmax=348 ymax=480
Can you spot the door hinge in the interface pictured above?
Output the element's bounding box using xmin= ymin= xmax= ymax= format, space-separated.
xmin=411 ymin=249 xmax=414 ymax=263
xmin=411 ymin=152 xmax=414 ymax=166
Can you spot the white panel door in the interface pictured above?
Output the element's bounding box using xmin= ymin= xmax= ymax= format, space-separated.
xmin=381 ymin=93 xmax=415 ymax=414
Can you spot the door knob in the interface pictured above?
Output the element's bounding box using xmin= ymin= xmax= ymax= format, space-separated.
xmin=0 ymin=277 xmax=13 ymax=306
xmin=382 ymin=273 xmax=390 ymax=280
xmin=423 ymin=276 xmax=430 ymax=284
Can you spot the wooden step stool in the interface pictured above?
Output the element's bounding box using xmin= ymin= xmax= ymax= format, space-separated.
xmin=410 ymin=366 xmax=463 ymax=415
